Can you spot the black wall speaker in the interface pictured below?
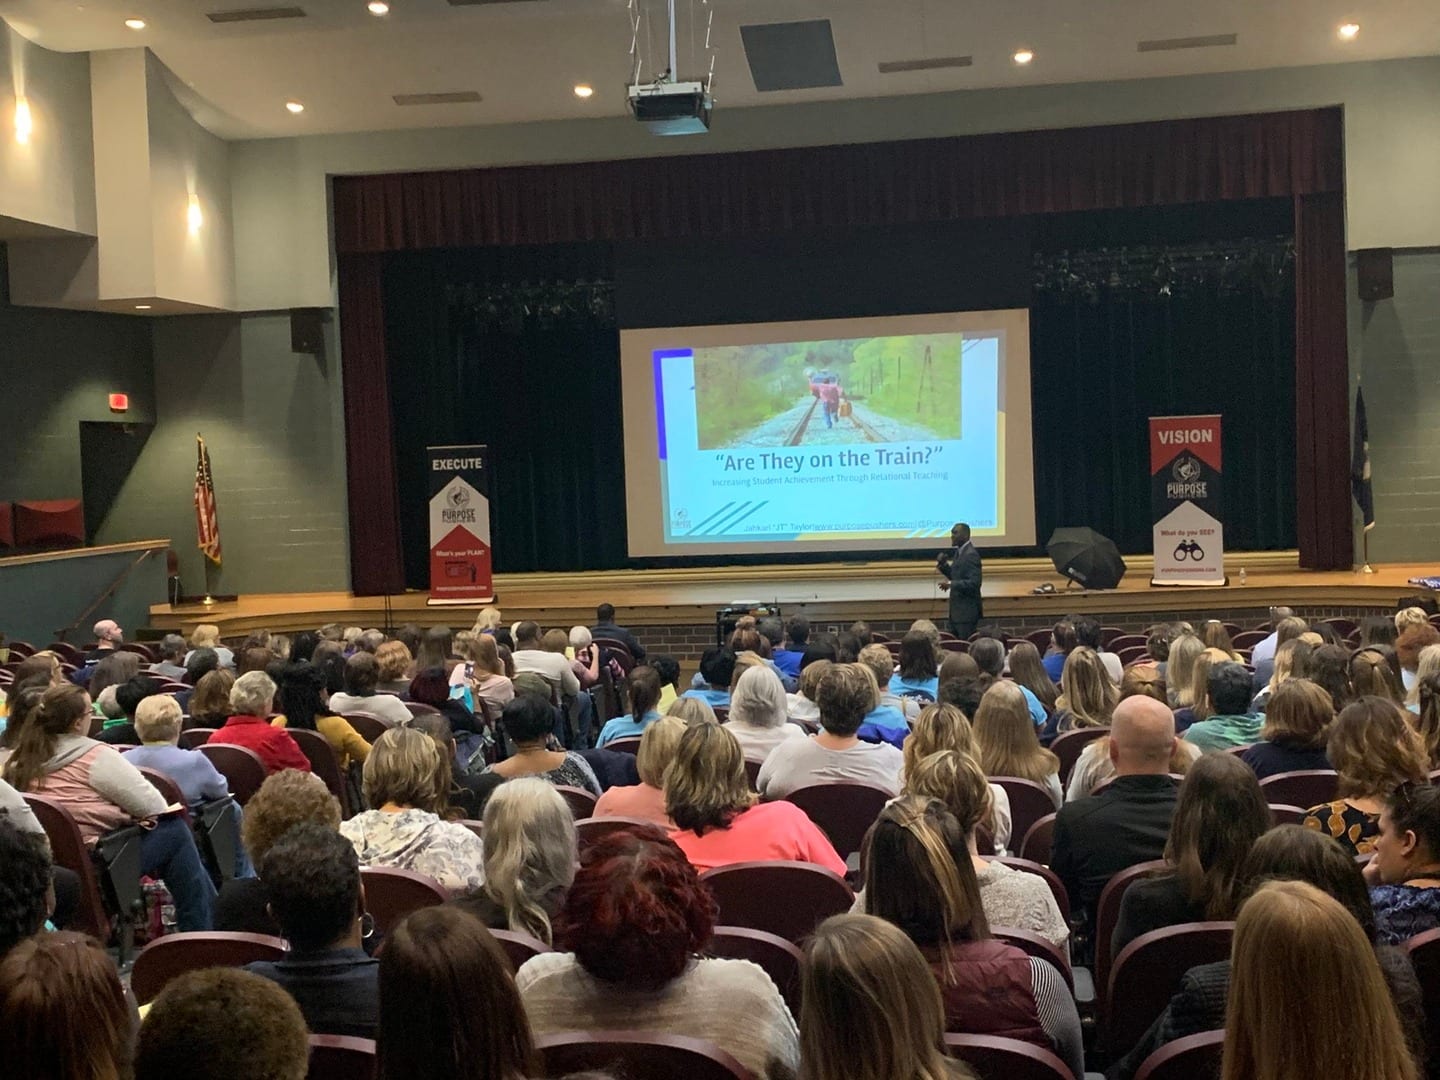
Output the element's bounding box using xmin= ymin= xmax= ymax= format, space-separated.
xmin=290 ymin=308 xmax=328 ymax=354
xmin=1356 ymin=248 xmax=1394 ymax=302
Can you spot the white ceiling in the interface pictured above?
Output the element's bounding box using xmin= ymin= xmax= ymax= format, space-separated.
xmin=2 ymin=0 xmax=1438 ymax=139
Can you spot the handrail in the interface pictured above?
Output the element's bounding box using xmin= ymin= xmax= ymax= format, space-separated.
xmin=56 ymin=547 xmax=159 ymax=642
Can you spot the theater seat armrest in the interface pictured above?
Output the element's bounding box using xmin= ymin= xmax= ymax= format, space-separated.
xmin=1072 ymin=965 xmax=1095 ymax=1005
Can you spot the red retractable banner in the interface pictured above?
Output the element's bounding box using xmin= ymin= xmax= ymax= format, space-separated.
xmin=1150 ymin=415 xmax=1224 ymax=586
xmin=427 ymin=444 xmax=494 ymax=605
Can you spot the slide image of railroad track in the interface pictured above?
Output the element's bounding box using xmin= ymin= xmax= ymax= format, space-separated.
xmin=692 ymin=334 xmax=964 ymax=451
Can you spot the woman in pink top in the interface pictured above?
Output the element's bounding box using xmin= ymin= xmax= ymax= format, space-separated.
xmin=592 ymin=715 xmax=686 ymax=826
xmin=664 ymin=723 xmax=845 ymax=876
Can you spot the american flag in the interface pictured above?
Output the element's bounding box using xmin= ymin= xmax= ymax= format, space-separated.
xmin=194 ymin=434 xmax=222 ymax=565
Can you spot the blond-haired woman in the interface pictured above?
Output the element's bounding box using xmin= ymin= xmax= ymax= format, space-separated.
xmin=1405 ymin=642 xmax=1440 ymax=715
xmin=1250 ymin=637 xmax=1313 ymax=713
xmin=725 ymin=665 xmax=806 ymax=762
xmin=665 ymin=723 xmax=845 ymax=876
xmin=666 ymin=695 xmax=717 ymax=725
xmin=457 ymin=777 xmax=576 ymax=946
xmin=1303 ymin=697 xmax=1429 ymax=857
xmin=800 ymin=914 xmax=976 ymax=1080
xmin=1165 ymin=633 xmax=1204 ymax=709
xmin=904 ymin=750 xmax=1067 ymax=949
xmin=187 ymin=623 xmax=235 ymax=669
xmin=471 ymin=606 xmax=503 ymax=635
xmin=902 ymin=704 xmax=1012 ymax=854
xmin=591 ymin=715 xmax=687 ymax=826
xmin=972 ymin=682 xmax=1062 ymax=806
xmin=1172 ymin=647 xmax=1232 ymax=732
xmin=1047 ymin=645 xmax=1117 ymax=738
xmin=340 ymin=727 xmax=485 ymax=894
xmin=864 ymin=797 xmax=1083 ymax=1075
xmin=1223 ymin=880 xmax=1418 ymax=1080
xmin=785 ymin=657 xmax=828 ymax=724
xmin=449 ymin=633 xmax=514 ymax=719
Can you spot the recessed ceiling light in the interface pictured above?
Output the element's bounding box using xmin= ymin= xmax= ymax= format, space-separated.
xmin=573 ymin=83 xmax=594 ymax=99
xmin=1012 ymin=48 xmax=1035 ymax=65
xmin=367 ymin=1 xmax=389 ymax=14
xmin=1338 ymin=21 xmax=1360 ymax=40
xmin=285 ymin=100 xmax=305 ymax=114
xmin=124 ymin=18 xmax=147 ymax=30
xmin=134 ymin=304 xmax=152 ymax=310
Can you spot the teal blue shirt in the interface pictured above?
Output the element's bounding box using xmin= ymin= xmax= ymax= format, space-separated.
xmin=1183 ymin=712 xmax=1264 ymax=752
xmin=597 ymin=710 xmax=661 ymax=747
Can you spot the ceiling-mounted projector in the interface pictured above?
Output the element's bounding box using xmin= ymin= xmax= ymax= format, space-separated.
xmin=627 ymin=80 xmax=712 ymax=135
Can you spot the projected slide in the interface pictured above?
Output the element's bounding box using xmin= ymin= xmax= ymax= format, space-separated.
xmin=622 ymin=311 xmax=1034 ymax=558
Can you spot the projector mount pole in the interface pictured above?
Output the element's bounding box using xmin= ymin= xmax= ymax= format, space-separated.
xmin=666 ymin=0 xmax=677 ymax=81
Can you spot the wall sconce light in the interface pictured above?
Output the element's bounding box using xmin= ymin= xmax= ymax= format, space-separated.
xmin=14 ymin=97 xmax=32 ymax=144
xmin=187 ymin=192 xmax=203 ymax=234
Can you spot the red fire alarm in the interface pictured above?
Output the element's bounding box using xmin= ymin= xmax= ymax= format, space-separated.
xmin=108 ymin=393 xmax=129 ymax=412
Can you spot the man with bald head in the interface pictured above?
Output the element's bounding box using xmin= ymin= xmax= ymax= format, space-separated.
xmin=1050 ymin=695 xmax=1180 ymax=945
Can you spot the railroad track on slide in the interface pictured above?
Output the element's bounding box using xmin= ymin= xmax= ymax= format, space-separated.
xmin=785 ymin=398 xmax=885 ymax=446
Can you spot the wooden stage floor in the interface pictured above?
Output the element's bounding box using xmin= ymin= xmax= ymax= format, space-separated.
xmin=150 ymin=551 xmax=1439 ymax=641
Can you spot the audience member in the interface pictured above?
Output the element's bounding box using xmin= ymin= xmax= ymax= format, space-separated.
xmin=855 ymin=644 xmax=912 ymax=745
xmin=187 ymin=623 xmax=235 ymax=669
xmin=93 ymin=673 xmax=162 ymax=745
xmin=1164 ymin=633 xmax=1203 ymax=708
xmin=1182 ymin=661 xmax=1263 ymax=751
xmin=511 ymin=622 xmax=581 ymax=698
xmin=1250 ymin=637 xmax=1311 ymax=712
xmin=971 ymin=636 xmax=1046 ymax=726
xmin=1007 ymin=640 xmax=1058 ymax=713
xmin=596 ymin=665 xmax=663 ymax=746
xmin=665 ymin=695 xmax=717 ymax=725
xmin=1352 ymin=645 xmax=1406 ymax=705
xmin=1240 ymin=678 xmax=1333 ymax=778
xmin=1112 ymin=753 xmax=1269 ymax=956
xmin=1309 ymin=643 xmax=1357 ymax=712
xmin=1074 ymin=616 xmax=1123 ymax=683
xmin=122 ymin=695 xmax=229 ymax=807
xmin=903 ymin=750 xmax=1067 ymax=948
xmin=1042 ymin=619 xmax=1079 ymax=682
xmin=408 ymin=712 xmax=501 ymax=817
xmin=589 ymin=602 xmax=647 ymax=661
xmin=1051 ymin=695 xmax=1179 ymax=939
xmin=87 ymin=650 xmax=143 ymax=712
xmin=973 ymin=681 xmax=1062 ymax=805
xmin=1200 ymin=619 xmax=1243 ymax=661
xmin=246 ymin=822 xmax=380 ymax=1038
xmin=273 ymin=660 xmax=371 ymax=769
xmin=1065 ymin=722 xmax=1199 ymax=803
xmin=1171 ymin=647 xmax=1230 ymax=732
xmin=1415 ymin=673 xmax=1440 ymax=769
xmin=682 ymin=646 xmax=736 ymax=709
xmin=85 ymin=618 xmax=125 ymax=663
xmin=409 ymin=665 xmax=484 ymax=738
xmin=0 ymin=932 xmax=131 ymax=1078
xmin=215 ymin=768 xmax=341 ymax=934
xmin=758 ymin=663 xmax=904 ymax=799
xmin=1047 ymin=645 xmax=1117 ymax=737
xmin=650 ymin=653 xmax=682 ymax=712
xmin=136 ymin=967 xmax=310 ymax=1080
xmin=210 ymin=670 xmax=311 ymax=774
xmin=668 ymin=723 xmax=845 ymax=874
xmin=724 ymin=665 xmax=806 ymax=761
xmin=330 ymin=651 xmax=412 ymax=727
xmin=564 ymin=627 xmax=604 ymax=696
xmin=1405 ymin=644 xmax=1440 ymax=715
xmin=1368 ymin=781 xmax=1440 ymax=945
xmin=864 ymin=796 xmax=1083 ymax=1075
xmin=343 ymin=726 xmax=485 ymax=893
xmin=184 ymin=646 xmax=222 ymax=693
xmin=485 ymin=695 xmax=602 ymax=795
xmin=516 ymin=825 xmax=800 ymax=1080
xmin=1221 ymin=881 xmax=1417 ymax=1080
xmin=2 ymin=683 xmax=215 ymax=929
xmin=379 ymin=906 xmax=539 ymax=1080
xmin=1398 ymin=623 xmax=1440 ymax=693
xmin=591 ymin=715 xmax=685 ymax=825
xmin=902 ymin=703 xmax=1012 ymax=852
xmin=1303 ymin=696 xmax=1428 ymax=857
xmin=411 ymin=626 xmax=456 ymax=676
xmin=374 ymin=639 xmax=414 ymax=695
xmin=457 ymin=777 xmax=577 ymax=944
xmin=800 ymin=914 xmax=976 ymax=1080
xmin=1118 ymin=665 xmax=1165 ymax=703
xmin=773 ymin=615 xmax=809 ymax=678
xmin=185 ymin=667 xmax=234 ymax=727
xmin=785 ymin=653 xmax=829 ymax=724
xmin=890 ymin=630 xmax=940 ymax=701
xmin=1248 ymin=607 xmax=1297 ymax=669
xmin=1111 ymin=824 xmax=1425 ymax=1080
xmin=0 ymin=819 xmax=51 ymax=959
xmin=148 ymin=633 xmax=189 ymax=680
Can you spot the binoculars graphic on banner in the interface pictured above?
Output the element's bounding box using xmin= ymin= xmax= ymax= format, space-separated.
xmin=1173 ymin=538 xmax=1206 ymax=561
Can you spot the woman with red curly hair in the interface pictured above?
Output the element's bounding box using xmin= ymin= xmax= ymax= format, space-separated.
xmin=514 ymin=824 xmax=799 ymax=1079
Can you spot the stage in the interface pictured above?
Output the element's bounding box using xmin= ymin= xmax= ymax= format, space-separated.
xmin=147 ymin=550 xmax=1437 ymax=660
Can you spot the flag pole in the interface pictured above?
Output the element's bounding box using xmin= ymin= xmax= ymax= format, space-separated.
xmin=1362 ymin=531 xmax=1374 ymax=574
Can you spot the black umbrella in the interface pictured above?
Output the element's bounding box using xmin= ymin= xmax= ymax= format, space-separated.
xmin=1046 ymin=527 xmax=1127 ymax=590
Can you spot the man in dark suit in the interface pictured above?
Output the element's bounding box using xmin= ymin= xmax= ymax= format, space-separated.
xmin=936 ymin=522 xmax=983 ymax=639
xmin=589 ymin=602 xmax=646 ymax=662
xmin=1050 ymin=695 xmax=1179 ymax=946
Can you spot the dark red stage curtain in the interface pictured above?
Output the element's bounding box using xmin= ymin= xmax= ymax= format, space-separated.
xmin=333 ymin=109 xmax=1342 ymax=254
xmin=338 ymin=253 xmax=407 ymax=595
xmin=334 ymin=107 xmax=1349 ymax=590
xmin=1293 ymin=191 xmax=1354 ymax=570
